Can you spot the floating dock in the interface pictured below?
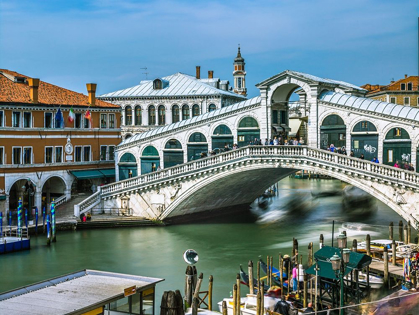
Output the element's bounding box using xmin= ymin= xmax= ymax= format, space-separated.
xmin=0 ymin=226 xmax=30 ymax=254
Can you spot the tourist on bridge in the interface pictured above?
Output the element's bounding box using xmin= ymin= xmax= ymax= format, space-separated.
xmin=264 ymin=138 xmax=269 ymax=145
xmin=408 ymin=163 xmax=414 ymax=171
xmin=232 ymin=144 xmax=238 ymax=150
xmin=350 ymin=151 xmax=355 ymax=157
xmin=359 ymin=154 xmax=365 ymax=159
xmin=273 ymin=137 xmax=279 ymax=145
xmin=371 ymin=157 xmax=379 ymax=163
xmin=341 ymin=146 xmax=347 ymax=155
xmin=394 ymin=161 xmax=401 ymax=168
xmin=329 ymin=144 xmax=335 ymax=152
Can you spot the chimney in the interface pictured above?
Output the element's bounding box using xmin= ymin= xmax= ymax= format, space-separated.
xmin=86 ymin=83 xmax=97 ymax=106
xmin=405 ymin=74 xmax=408 ymax=78
xmin=208 ymin=70 xmax=214 ymax=79
xmin=28 ymin=78 xmax=40 ymax=104
xmin=196 ymin=66 xmax=201 ymax=79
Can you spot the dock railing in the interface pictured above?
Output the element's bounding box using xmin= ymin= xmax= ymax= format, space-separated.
xmin=1 ymin=226 xmax=29 ymax=240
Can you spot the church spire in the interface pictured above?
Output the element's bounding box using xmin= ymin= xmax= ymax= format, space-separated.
xmin=233 ymin=45 xmax=247 ymax=97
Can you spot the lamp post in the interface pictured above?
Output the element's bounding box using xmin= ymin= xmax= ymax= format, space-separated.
xmin=22 ymin=180 xmax=34 ymax=221
xmin=331 ymin=234 xmax=351 ymax=315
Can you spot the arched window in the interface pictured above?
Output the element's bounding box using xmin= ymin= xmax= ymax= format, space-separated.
xmin=120 ymin=152 xmax=136 ymax=163
xmin=153 ymin=79 xmax=162 ymax=90
xmin=135 ymin=106 xmax=142 ymax=125
xmin=125 ymin=106 xmax=132 ymax=125
xmin=192 ymin=104 xmax=200 ymax=117
xmin=189 ymin=132 xmax=207 ymax=143
xmin=239 ymin=117 xmax=259 ymax=128
xmin=182 ymin=105 xmax=190 ymax=120
xmin=352 ymin=121 xmax=377 ymax=132
xmin=385 ymin=127 xmax=410 ymax=140
xmin=148 ymin=105 xmax=156 ymax=125
xmin=208 ymin=104 xmax=216 ymax=112
xmin=142 ymin=145 xmax=159 ymax=156
xmin=158 ymin=105 xmax=166 ymax=125
xmin=165 ymin=139 xmax=182 ymax=149
xmin=213 ymin=125 xmax=232 ymax=135
xmin=172 ymin=105 xmax=180 ymax=123
xmin=321 ymin=114 xmax=344 ymax=126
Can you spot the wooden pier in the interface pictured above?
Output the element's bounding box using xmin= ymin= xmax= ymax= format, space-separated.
xmin=369 ymin=260 xmax=404 ymax=280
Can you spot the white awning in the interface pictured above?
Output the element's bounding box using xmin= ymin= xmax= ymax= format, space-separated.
xmin=289 ymin=119 xmax=303 ymax=137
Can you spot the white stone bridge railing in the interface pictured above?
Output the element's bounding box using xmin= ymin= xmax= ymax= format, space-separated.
xmin=74 ymin=145 xmax=419 ymax=218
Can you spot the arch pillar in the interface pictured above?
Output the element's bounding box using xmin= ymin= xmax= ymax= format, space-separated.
xmin=307 ymin=88 xmax=320 ymax=147
xmin=34 ymin=190 xmax=42 ymax=212
xmin=259 ymin=88 xmax=269 ymax=140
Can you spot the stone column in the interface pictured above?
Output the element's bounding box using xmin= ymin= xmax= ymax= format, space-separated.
xmin=259 ymin=87 xmax=269 ymax=140
xmin=307 ymin=86 xmax=319 ymax=148
xmin=34 ymin=190 xmax=42 ymax=213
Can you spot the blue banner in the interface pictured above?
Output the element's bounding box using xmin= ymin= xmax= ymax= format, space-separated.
xmin=51 ymin=201 xmax=56 ymax=241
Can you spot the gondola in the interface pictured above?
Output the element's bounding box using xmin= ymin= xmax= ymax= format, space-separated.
xmin=239 ymin=265 xmax=270 ymax=293
xmin=259 ymin=258 xmax=288 ymax=287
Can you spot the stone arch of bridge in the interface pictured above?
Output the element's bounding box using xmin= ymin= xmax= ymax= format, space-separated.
xmin=160 ymin=162 xmax=412 ymax=225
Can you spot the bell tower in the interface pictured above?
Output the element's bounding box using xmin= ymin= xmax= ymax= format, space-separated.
xmin=233 ymin=45 xmax=247 ymax=96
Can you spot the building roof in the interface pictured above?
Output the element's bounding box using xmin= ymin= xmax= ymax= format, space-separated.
xmin=256 ymin=70 xmax=366 ymax=92
xmin=0 ymin=69 xmax=119 ymax=108
xmin=99 ymin=72 xmax=246 ymax=99
xmin=121 ymin=96 xmax=261 ymax=146
xmin=362 ymin=75 xmax=419 ymax=94
xmin=320 ymin=90 xmax=419 ymax=121
xmin=0 ymin=269 xmax=163 ymax=315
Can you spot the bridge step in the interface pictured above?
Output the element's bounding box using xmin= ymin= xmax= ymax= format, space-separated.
xmin=76 ymin=219 xmax=163 ymax=229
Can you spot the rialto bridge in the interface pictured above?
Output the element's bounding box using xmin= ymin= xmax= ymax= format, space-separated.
xmin=75 ymin=70 xmax=419 ymax=227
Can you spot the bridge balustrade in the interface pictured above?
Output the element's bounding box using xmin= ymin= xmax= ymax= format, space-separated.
xmin=75 ymin=145 xmax=419 ymax=217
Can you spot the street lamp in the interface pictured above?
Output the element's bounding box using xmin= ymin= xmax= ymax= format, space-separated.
xmin=331 ymin=244 xmax=351 ymax=315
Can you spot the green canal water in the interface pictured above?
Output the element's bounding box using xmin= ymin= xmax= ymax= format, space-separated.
xmin=0 ymin=178 xmax=408 ymax=307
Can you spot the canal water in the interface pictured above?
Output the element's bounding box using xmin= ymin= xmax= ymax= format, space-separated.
xmin=0 ymin=178 xmax=408 ymax=308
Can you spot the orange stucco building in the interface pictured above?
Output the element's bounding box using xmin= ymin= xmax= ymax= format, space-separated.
xmin=0 ymin=69 xmax=121 ymax=217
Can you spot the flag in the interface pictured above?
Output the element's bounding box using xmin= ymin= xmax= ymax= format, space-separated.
xmin=55 ymin=108 xmax=64 ymax=128
xmin=68 ymin=107 xmax=75 ymax=123
xmin=85 ymin=110 xmax=92 ymax=128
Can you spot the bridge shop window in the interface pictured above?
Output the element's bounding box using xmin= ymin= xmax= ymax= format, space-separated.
xmin=188 ymin=132 xmax=208 ymax=161
xmin=383 ymin=127 xmax=411 ymax=166
xmin=158 ymin=105 xmax=166 ymax=125
xmin=182 ymin=105 xmax=190 ymax=120
xmin=164 ymin=139 xmax=183 ymax=168
xmin=172 ymin=105 xmax=180 ymax=123
xmin=239 ymin=117 xmax=259 ymax=128
xmin=212 ymin=124 xmax=233 ymax=150
xmin=165 ymin=139 xmax=182 ymax=149
xmin=148 ymin=105 xmax=156 ymax=125
xmin=141 ymin=145 xmax=160 ymax=174
xmin=125 ymin=106 xmax=133 ymax=125
xmin=192 ymin=104 xmax=200 ymax=117
xmin=352 ymin=121 xmax=377 ymax=132
xmin=320 ymin=114 xmax=346 ymax=150
xmin=208 ymin=104 xmax=216 ymax=112
xmin=135 ymin=106 xmax=142 ymax=125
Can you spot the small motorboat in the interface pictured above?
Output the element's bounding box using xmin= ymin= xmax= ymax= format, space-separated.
xmin=358 ymin=239 xmax=405 ymax=252
xmin=342 ymin=186 xmax=376 ymax=214
xmin=311 ymin=189 xmax=342 ymax=198
xmin=338 ymin=222 xmax=381 ymax=237
xmin=345 ymin=271 xmax=384 ymax=289
xmin=240 ymin=265 xmax=270 ymax=293
xmin=217 ymin=295 xmax=280 ymax=315
xmin=259 ymin=258 xmax=288 ymax=287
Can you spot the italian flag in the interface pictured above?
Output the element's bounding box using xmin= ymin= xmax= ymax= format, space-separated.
xmin=68 ymin=107 xmax=75 ymax=123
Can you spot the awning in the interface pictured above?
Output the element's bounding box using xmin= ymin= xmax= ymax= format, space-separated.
xmin=70 ymin=168 xmax=115 ymax=179
xmin=0 ymin=195 xmax=6 ymax=201
xmin=289 ymin=119 xmax=302 ymax=137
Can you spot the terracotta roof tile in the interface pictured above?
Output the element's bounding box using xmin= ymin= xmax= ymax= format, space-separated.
xmin=0 ymin=69 xmax=119 ymax=108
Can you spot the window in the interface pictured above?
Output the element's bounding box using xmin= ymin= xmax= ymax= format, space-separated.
xmin=417 ymin=97 xmax=419 ymax=107
xmin=100 ymin=146 xmax=107 ymax=161
xmin=83 ymin=146 xmax=91 ymax=161
xmin=390 ymin=97 xmax=396 ymax=104
xmin=109 ymin=114 xmax=115 ymax=128
xmin=44 ymin=112 xmax=53 ymax=128
xmin=75 ymin=113 xmax=82 ymax=128
xmin=182 ymin=105 xmax=190 ymax=120
xmin=148 ymin=105 xmax=156 ymax=125
xmin=407 ymin=82 xmax=412 ymax=90
xmin=23 ymin=147 xmax=32 ymax=164
xmin=0 ymin=147 xmax=3 ymax=164
xmin=55 ymin=147 xmax=63 ymax=163
xmin=45 ymin=147 xmax=53 ymax=163
xmin=75 ymin=146 xmax=82 ymax=162
xmin=109 ymin=146 xmax=115 ymax=160
xmin=12 ymin=147 xmax=21 ymax=164
xmin=238 ymin=77 xmax=242 ymax=89
xmin=208 ymin=104 xmax=216 ymax=112
xmin=153 ymin=79 xmax=162 ymax=90
xmin=158 ymin=105 xmax=166 ymax=125
xmin=23 ymin=112 xmax=31 ymax=128
xmin=84 ymin=116 xmax=90 ymax=128
xmin=192 ymin=105 xmax=200 ymax=117
xmin=272 ymin=110 xmax=278 ymax=124
xmin=404 ymin=97 xmax=410 ymax=105
xmin=401 ymin=83 xmax=406 ymax=90
xmin=172 ymin=105 xmax=180 ymax=123
xmin=100 ymin=113 xmax=107 ymax=128
xmin=12 ymin=112 xmax=21 ymax=127
xmin=125 ymin=107 xmax=132 ymax=125
xmin=361 ymin=121 xmax=368 ymax=129
xmin=0 ymin=111 xmax=3 ymax=127
xmin=280 ymin=111 xmax=287 ymax=124
xmin=135 ymin=106 xmax=142 ymax=125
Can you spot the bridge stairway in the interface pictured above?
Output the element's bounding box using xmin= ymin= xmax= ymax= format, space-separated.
xmin=76 ymin=217 xmax=163 ymax=229
xmin=56 ymin=194 xmax=92 ymax=221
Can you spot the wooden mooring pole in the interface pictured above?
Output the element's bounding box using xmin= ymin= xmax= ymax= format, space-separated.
xmin=191 ymin=273 xmax=203 ymax=315
xmin=308 ymin=242 xmax=313 ymax=267
xmin=408 ymin=221 xmax=411 ymax=244
xmin=383 ymin=247 xmax=389 ymax=289
xmin=208 ymin=275 xmax=213 ymax=311
xmin=303 ymin=274 xmax=308 ymax=308
xmin=236 ymin=273 xmax=240 ymax=314
xmin=279 ymin=254 xmax=283 ymax=291
xmin=257 ymin=261 xmax=261 ymax=291
xmin=389 ymin=222 xmax=393 ymax=240
xmin=392 ymin=240 xmax=396 ymax=266
xmin=232 ymin=284 xmax=237 ymax=315
xmin=248 ymin=260 xmax=254 ymax=295
xmin=270 ymin=256 xmax=273 ymax=288
xmin=160 ymin=290 xmax=184 ymax=315
xmin=320 ymin=234 xmax=324 ymax=249
xmin=222 ymin=301 xmax=227 ymax=315
xmin=184 ymin=266 xmax=193 ymax=308
xmin=404 ymin=225 xmax=408 ymax=245
xmin=366 ymin=234 xmax=371 ymax=256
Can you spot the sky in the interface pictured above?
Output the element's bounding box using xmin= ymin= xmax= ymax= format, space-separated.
xmin=1 ymin=0 xmax=418 ymax=97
